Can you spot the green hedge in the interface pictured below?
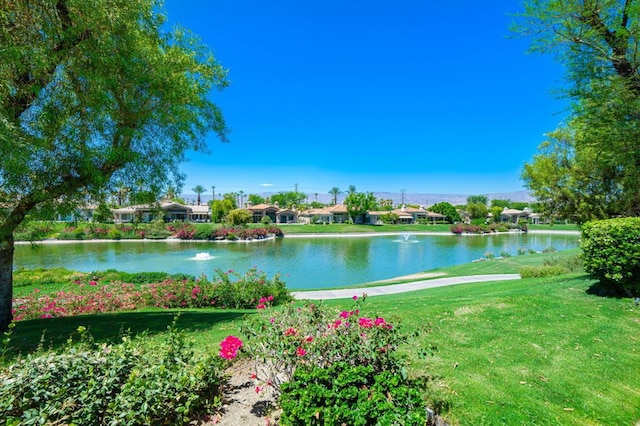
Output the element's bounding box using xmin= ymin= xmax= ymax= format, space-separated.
xmin=581 ymin=218 xmax=640 ymax=296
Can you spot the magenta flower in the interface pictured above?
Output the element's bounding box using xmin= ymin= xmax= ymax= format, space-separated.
xmin=374 ymin=317 xmax=387 ymax=327
xmin=257 ymin=303 xmax=266 ymax=309
xmin=89 ymin=281 xmax=97 ymax=286
xmin=219 ymin=335 xmax=243 ymax=360
xmin=358 ymin=317 xmax=374 ymax=328
xmin=352 ymin=295 xmax=358 ymax=300
xmin=296 ymin=347 xmax=307 ymax=357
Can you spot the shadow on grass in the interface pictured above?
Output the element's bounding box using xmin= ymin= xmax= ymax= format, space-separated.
xmin=7 ymin=309 xmax=250 ymax=357
xmin=586 ymin=281 xmax=639 ymax=299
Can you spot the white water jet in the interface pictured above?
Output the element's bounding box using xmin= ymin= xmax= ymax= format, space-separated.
xmin=192 ymin=252 xmax=215 ymax=260
xmin=394 ymin=233 xmax=419 ymax=243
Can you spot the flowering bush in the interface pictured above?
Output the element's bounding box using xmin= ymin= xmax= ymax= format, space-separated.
xmin=209 ymin=226 xmax=283 ymax=241
xmin=12 ymin=268 xmax=290 ymax=321
xmin=241 ymin=297 xmax=410 ymax=396
xmin=242 ymin=298 xmax=433 ymax=421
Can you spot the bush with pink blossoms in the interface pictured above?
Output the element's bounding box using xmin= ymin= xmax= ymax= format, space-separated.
xmin=12 ymin=268 xmax=290 ymax=321
xmin=240 ymin=296 xmax=413 ymax=396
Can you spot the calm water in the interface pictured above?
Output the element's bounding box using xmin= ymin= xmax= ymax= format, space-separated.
xmin=14 ymin=233 xmax=580 ymax=290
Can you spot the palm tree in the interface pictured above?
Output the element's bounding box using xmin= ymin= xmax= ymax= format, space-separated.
xmin=211 ymin=185 xmax=215 ymax=202
xmin=165 ymin=185 xmax=178 ymax=201
xmin=238 ymin=190 xmax=244 ymax=208
xmin=347 ymin=185 xmax=357 ymax=195
xmin=328 ymin=187 xmax=342 ymax=205
xmin=192 ymin=185 xmax=206 ymax=205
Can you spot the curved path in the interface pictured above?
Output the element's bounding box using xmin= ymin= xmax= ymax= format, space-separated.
xmin=291 ymin=274 xmax=521 ymax=300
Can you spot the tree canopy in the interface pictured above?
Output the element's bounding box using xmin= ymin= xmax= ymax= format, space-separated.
xmin=0 ymin=0 xmax=228 ymax=330
xmin=516 ymin=0 xmax=640 ymax=222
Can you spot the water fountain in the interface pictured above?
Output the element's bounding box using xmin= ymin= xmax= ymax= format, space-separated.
xmin=192 ymin=252 xmax=215 ymax=260
xmin=394 ymin=233 xmax=419 ymax=243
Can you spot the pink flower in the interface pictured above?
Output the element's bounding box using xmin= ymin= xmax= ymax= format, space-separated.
xmin=89 ymin=281 xmax=97 ymax=286
xmin=257 ymin=303 xmax=266 ymax=309
xmin=284 ymin=327 xmax=297 ymax=336
xmin=259 ymin=297 xmax=267 ymax=304
xmin=296 ymin=347 xmax=307 ymax=357
xmin=219 ymin=335 xmax=243 ymax=360
xmin=359 ymin=317 xmax=374 ymax=328
xmin=304 ymin=335 xmax=314 ymax=343
xmin=255 ymin=386 xmax=262 ymax=393
xmin=267 ymin=295 xmax=274 ymax=302
xmin=332 ymin=319 xmax=342 ymax=328
xmin=339 ymin=310 xmax=350 ymax=319
xmin=374 ymin=317 xmax=386 ymax=326
xmin=352 ymin=295 xmax=358 ymax=300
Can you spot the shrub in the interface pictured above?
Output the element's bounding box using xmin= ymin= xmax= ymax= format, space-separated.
xmin=499 ymin=250 xmax=511 ymax=258
xmin=483 ymin=251 xmax=494 ymax=260
xmin=0 ymin=319 xmax=224 ymax=425
xmin=260 ymin=215 xmax=273 ymax=225
xmin=241 ymin=299 xmax=425 ymax=395
xmin=520 ymin=264 xmax=569 ymax=278
xmin=241 ymin=299 xmax=433 ymax=421
xmin=226 ymin=209 xmax=252 ymax=226
xmin=581 ymin=217 xmax=640 ymax=295
xmin=517 ymin=247 xmax=527 ymax=255
xmin=211 ymin=267 xmax=290 ymax=309
xmin=279 ymin=362 xmax=427 ymax=425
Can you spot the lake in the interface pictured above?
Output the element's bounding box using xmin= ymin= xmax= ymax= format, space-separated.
xmin=14 ymin=232 xmax=580 ymax=290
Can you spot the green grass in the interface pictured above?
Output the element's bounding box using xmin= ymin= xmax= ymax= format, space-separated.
xmin=279 ymin=223 xmax=452 ymax=234
xmin=6 ymin=249 xmax=637 ymax=425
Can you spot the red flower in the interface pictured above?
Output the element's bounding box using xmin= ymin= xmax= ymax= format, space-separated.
xmin=296 ymin=347 xmax=307 ymax=357
xmin=284 ymin=327 xmax=297 ymax=336
xmin=358 ymin=317 xmax=374 ymax=328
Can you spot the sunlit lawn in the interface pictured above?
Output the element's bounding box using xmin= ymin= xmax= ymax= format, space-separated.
xmin=6 ymin=246 xmax=637 ymax=425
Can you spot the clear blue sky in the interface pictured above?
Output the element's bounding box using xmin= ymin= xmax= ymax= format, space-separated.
xmin=164 ymin=1 xmax=567 ymax=198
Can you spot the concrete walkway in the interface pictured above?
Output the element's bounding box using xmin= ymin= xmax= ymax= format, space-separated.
xmin=291 ymin=274 xmax=521 ymax=300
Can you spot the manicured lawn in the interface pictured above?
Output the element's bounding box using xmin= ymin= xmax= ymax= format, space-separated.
xmin=278 ymin=223 xmax=452 ymax=234
xmin=5 ymin=248 xmax=638 ymax=425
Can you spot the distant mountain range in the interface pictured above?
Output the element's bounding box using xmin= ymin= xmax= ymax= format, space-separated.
xmin=183 ymin=190 xmax=535 ymax=207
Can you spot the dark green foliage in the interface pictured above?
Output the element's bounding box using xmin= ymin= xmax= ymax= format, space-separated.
xmin=581 ymin=218 xmax=640 ymax=295
xmin=429 ymin=202 xmax=461 ymax=223
xmin=211 ymin=268 xmax=290 ymax=309
xmin=279 ymin=362 xmax=427 ymax=426
xmin=0 ymin=318 xmax=224 ymax=425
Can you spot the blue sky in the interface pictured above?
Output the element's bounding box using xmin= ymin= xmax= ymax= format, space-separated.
xmin=164 ymin=1 xmax=567 ymax=199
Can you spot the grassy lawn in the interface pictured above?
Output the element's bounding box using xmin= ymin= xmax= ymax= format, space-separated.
xmin=278 ymin=223 xmax=453 ymax=234
xmin=6 ymin=248 xmax=637 ymax=424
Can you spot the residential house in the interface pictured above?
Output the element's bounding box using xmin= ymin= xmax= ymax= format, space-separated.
xmin=245 ymin=202 xmax=298 ymax=224
xmin=305 ymin=204 xmax=350 ymax=224
xmin=500 ymin=207 xmax=531 ymax=223
xmin=111 ymin=202 xmax=210 ymax=223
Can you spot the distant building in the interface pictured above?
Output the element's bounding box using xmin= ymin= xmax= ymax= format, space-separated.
xmin=111 ymin=202 xmax=210 ymax=223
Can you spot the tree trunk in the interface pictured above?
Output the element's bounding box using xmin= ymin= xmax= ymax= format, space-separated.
xmin=0 ymin=234 xmax=14 ymax=332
